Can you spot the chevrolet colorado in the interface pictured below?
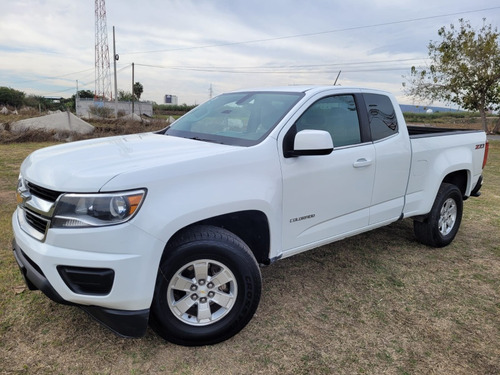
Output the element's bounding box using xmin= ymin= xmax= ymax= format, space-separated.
xmin=12 ymin=86 xmax=488 ymax=345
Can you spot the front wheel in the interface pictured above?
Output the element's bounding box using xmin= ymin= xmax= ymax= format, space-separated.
xmin=413 ymin=183 xmax=463 ymax=247
xmin=150 ymin=225 xmax=262 ymax=346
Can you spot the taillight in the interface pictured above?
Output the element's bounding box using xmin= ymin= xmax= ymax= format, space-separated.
xmin=483 ymin=141 xmax=489 ymax=169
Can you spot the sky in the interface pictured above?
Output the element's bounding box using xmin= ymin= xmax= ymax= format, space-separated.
xmin=1 ymin=0 xmax=499 ymax=106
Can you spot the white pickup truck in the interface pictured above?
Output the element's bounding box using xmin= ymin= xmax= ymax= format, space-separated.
xmin=13 ymin=86 xmax=488 ymax=346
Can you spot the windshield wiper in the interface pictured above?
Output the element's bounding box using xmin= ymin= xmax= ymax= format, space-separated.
xmin=188 ymin=136 xmax=226 ymax=145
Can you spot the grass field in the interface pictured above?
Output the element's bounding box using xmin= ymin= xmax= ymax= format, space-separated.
xmin=0 ymin=140 xmax=499 ymax=375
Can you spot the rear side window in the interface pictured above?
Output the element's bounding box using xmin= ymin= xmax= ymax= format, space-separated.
xmin=364 ymin=93 xmax=398 ymax=141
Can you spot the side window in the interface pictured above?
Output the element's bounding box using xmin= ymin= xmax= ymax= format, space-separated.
xmin=364 ymin=93 xmax=398 ymax=141
xmin=295 ymin=95 xmax=361 ymax=147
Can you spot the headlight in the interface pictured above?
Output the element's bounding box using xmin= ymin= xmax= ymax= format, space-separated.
xmin=51 ymin=189 xmax=146 ymax=228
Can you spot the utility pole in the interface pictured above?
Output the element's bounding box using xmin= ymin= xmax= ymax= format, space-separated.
xmin=76 ymin=80 xmax=79 ymax=114
xmin=113 ymin=26 xmax=119 ymax=117
xmin=131 ymin=62 xmax=135 ymax=115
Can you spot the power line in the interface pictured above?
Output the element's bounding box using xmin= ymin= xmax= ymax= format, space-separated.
xmin=7 ymin=67 xmax=95 ymax=85
xmin=39 ymin=76 xmax=97 ymax=97
xmin=148 ymin=65 xmax=410 ymax=75
xmin=135 ymin=57 xmax=424 ymax=71
xmin=41 ymin=86 xmax=81 ymax=97
xmin=38 ymin=64 xmax=133 ymax=96
xmin=121 ymin=6 xmax=500 ymax=55
xmin=134 ymin=57 xmax=426 ymax=74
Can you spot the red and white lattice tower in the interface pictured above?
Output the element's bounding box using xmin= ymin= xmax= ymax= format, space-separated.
xmin=94 ymin=0 xmax=112 ymax=100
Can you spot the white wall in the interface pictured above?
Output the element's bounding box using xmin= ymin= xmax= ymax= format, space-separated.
xmin=76 ymin=98 xmax=153 ymax=118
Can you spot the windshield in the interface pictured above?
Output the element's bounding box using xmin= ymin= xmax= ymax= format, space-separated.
xmin=163 ymin=91 xmax=304 ymax=146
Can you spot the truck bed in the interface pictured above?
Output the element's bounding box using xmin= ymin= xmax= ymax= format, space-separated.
xmin=407 ymin=125 xmax=483 ymax=138
xmin=404 ymin=126 xmax=486 ymax=219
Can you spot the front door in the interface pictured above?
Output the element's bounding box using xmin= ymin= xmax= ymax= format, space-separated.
xmin=280 ymin=94 xmax=376 ymax=256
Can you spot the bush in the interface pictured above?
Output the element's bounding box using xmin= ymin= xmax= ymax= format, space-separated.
xmin=88 ymin=105 xmax=114 ymax=119
xmin=0 ymin=87 xmax=25 ymax=107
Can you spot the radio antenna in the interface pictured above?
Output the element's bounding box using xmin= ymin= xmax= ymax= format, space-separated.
xmin=333 ymin=70 xmax=341 ymax=86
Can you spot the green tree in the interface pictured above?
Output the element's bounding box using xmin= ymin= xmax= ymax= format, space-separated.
xmin=0 ymin=87 xmax=25 ymax=107
xmin=23 ymin=95 xmax=49 ymax=110
xmin=67 ymin=90 xmax=95 ymax=111
xmin=403 ymin=19 xmax=500 ymax=133
xmin=133 ymin=82 xmax=143 ymax=100
xmin=118 ymin=90 xmax=134 ymax=101
xmin=77 ymin=90 xmax=94 ymax=99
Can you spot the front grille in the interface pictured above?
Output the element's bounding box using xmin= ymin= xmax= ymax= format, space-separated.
xmin=27 ymin=182 xmax=61 ymax=202
xmin=25 ymin=210 xmax=49 ymax=235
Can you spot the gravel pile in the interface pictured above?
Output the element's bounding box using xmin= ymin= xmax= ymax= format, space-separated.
xmin=10 ymin=111 xmax=94 ymax=134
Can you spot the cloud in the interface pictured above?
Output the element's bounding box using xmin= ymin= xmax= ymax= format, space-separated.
xmin=0 ymin=0 xmax=498 ymax=105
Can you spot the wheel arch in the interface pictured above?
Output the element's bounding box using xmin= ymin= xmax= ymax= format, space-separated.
xmin=442 ymin=169 xmax=469 ymax=197
xmin=163 ymin=210 xmax=271 ymax=265
xmin=412 ymin=171 xmax=469 ymax=222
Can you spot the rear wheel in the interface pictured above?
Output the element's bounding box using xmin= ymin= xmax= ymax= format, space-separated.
xmin=413 ymin=183 xmax=463 ymax=247
xmin=150 ymin=225 xmax=262 ymax=346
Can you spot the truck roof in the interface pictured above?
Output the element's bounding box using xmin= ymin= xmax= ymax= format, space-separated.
xmin=231 ymin=85 xmax=390 ymax=96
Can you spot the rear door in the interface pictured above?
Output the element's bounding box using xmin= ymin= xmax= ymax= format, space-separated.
xmin=362 ymin=93 xmax=411 ymax=225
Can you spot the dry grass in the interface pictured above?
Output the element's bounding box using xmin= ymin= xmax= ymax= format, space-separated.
xmin=0 ymin=138 xmax=498 ymax=375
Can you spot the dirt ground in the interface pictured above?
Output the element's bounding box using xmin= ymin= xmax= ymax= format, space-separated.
xmin=0 ymin=138 xmax=498 ymax=375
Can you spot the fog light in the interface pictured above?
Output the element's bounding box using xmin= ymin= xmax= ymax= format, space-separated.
xmin=57 ymin=266 xmax=114 ymax=295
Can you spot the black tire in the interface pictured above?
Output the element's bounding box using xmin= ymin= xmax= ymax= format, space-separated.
xmin=150 ymin=225 xmax=262 ymax=346
xmin=413 ymin=183 xmax=463 ymax=247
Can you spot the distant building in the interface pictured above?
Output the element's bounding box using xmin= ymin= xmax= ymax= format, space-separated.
xmin=164 ymin=95 xmax=178 ymax=105
xmin=44 ymin=96 xmax=62 ymax=103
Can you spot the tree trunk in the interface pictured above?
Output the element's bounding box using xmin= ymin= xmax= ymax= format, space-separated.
xmin=493 ymin=116 xmax=500 ymax=134
xmin=479 ymin=107 xmax=488 ymax=133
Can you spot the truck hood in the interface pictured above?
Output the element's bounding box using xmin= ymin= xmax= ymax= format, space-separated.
xmin=21 ymin=133 xmax=238 ymax=192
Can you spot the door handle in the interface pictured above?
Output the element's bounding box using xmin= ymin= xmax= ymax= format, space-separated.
xmin=353 ymin=158 xmax=372 ymax=168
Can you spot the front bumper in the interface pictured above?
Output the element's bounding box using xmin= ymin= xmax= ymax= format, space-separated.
xmin=13 ymin=239 xmax=149 ymax=337
xmin=12 ymin=209 xmax=165 ymax=338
